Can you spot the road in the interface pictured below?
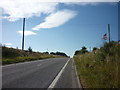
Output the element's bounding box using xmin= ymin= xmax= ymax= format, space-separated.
xmin=2 ymin=58 xmax=82 ymax=89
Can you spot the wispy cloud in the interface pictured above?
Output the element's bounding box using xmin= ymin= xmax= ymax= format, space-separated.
xmin=18 ymin=31 xmax=36 ymax=36
xmin=64 ymin=2 xmax=118 ymax=6
xmin=0 ymin=0 xmax=119 ymax=21
xmin=32 ymin=9 xmax=77 ymax=30
xmin=0 ymin=0 xmax=58 ymax=21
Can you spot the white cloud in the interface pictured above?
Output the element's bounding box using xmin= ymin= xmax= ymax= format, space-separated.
xmin=0 ymin=0 xmax=58 ymax=21
xmin=18 ymin=31 xmax=36 ymax=36
xmin=60 ymin=0 xmax=119 ymax=2
xmin=4 ymin=43 xmax=12 ymax=46
xmin=0 ymin=0 xmax=119 ymax=21
xmin=64 ymin=2 xmax=99 ymax=5
xmin=32 ymin=9 xmax=77 ymax=30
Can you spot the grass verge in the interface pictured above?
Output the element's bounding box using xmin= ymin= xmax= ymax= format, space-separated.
xmin=74 ymin=42 xmax=120 ymax=88
xmin=2 ymin=46 xmax=64 ymax=65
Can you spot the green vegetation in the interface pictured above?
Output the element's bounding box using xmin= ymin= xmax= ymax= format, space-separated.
xmin=2 ymin=46 xmax=65 ymax=65
xmin=74 ymin=46 xmax=88 ymax=55
xmin=50 ymin=52 xmax=68 ymax=57
xmin=28 ymin=46 xmax=32 ymax=53
xmin=74 ymin=41 xmax=120 ymax=88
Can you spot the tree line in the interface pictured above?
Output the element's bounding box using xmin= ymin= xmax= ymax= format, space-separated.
xmin=27 ymin=47 xmax=68 ymax=57
xmin=74 ymin=46 xmax=98 ymax=55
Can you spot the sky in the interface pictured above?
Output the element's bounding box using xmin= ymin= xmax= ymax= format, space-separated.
xmin=1 ymin=0 xmax=119 ymax=56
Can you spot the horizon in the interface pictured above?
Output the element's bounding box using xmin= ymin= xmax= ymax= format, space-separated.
xmin=2 ymin=2 xmax=118 ymax=56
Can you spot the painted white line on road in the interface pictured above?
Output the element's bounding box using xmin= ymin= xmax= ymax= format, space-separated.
xmin=48 ymin=58 xmax=71 ymax=89
xmin=37 ymin=64 xmax=42 ymax=66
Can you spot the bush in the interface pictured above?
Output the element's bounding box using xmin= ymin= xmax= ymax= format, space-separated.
xmin=2 ymin=47 xmax=20 ymax=58
xmin=74 ymin=46 xmax=88 ymax=55
xmin=28 ymin=46 xmax=32 ymax=53
xmin=93 ymin=47 xmax=98 ymax=51
xmin=50 ymin=52 xmax=68 ymax=57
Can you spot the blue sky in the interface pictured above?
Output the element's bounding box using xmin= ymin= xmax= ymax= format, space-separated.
xmin=2 ymin=2 xmax=118 ymax=56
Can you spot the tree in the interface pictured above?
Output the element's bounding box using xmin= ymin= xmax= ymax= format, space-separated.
xmin=28 ymin=46 xmax=32 ymax=53
xmin=80 ymin=46 xmax=88 ymax=54
xmin=74 ymin=50 xmax=80 ymax=55
xmin=82 ymin=46 xmax=87 ymax=50
xmin=50 ymin=52 xmax=56 ymax=55
xmin=50 ymin=52 xmax=68 ymax=57
xmin=74 ymin=46 xmax=88 ymax=55
xmin=56 ymin=52 xmax=68 ymax=57
xmin=93 ymin=47 xmax=98 ymax=51
xmin=43 ymin=52 xmax=49 ymax=54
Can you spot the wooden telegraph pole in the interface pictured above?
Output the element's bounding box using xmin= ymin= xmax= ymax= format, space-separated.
xmin=108 ymin=24 xmax=110 ymax=43
xmin=22 ymin=18 xmax=25 ymax=50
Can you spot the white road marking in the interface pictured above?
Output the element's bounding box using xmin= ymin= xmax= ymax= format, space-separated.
xmin=48 ymin=58 xmax=71 ymax=89
xmin=37 ymin=64 xmax=42 ymax=66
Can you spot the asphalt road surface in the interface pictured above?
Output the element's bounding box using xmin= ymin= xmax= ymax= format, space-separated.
xmin=2 ymin=58 xmax=82 ymax=89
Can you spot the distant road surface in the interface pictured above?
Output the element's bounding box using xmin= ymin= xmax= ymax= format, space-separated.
xmin=2 ymin=58 xmax=82 ymax=89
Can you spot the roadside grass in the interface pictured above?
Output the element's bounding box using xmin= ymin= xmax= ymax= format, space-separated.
xmin=74 ymin=42 xmax=120 ymax=88
xmin=2 ymin=46 xmax=64 ymax=65
xmin=2 ymin=55 xmax=58 ymax=65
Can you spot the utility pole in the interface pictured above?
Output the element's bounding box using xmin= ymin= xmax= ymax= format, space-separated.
xmin=108 ymin=24 xmax=110 ymax=43
xmin=22 ymin=18 xmax=25 ymax=50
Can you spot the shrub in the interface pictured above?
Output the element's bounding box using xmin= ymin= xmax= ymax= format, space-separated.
xmin=93 ymin=47 xmax=98 ymax=51
xmin=74 ymin=46 xmax=88 ymax=55
xmin=28 ymin=46 xmax=32 ymax=53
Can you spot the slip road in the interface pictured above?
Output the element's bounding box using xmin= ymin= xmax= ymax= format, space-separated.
xmin=2 ymin=58 xmax=82 ymax=89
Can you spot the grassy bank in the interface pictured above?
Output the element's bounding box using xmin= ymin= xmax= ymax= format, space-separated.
xmin=74 ymin=42 xmax=120 ymax=88
xmin=2 ymin=46 xmax=63 ymax=65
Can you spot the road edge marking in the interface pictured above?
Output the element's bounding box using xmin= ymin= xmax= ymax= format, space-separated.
xmin=48 ymin=58 xmax=71 ymax=89
xmin=73 ymin=58 xmax=83 ymax=89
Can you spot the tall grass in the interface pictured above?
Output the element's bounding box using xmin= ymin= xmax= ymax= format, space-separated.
xmin=74 ymin=42 xmax=120 ymax=88
xmin=2 ymin=46 xmax=63 ymax=65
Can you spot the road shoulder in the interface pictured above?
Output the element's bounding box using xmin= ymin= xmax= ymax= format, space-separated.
xmin=54 ymin=58 xmax=83 ymax=89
